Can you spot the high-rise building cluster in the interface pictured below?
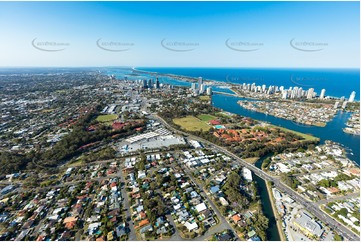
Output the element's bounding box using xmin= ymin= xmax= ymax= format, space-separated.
xmin=239 ymin=82 xmax=357 ymax=104
xmin=191 ymin=77 xmax=212 ymax=95
xmin=142 ymin=77 xmax=161 ymax=89
xmin=239 ymin=82 xmax=320 ymax=100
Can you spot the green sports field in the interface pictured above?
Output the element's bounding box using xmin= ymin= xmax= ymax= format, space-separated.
xmin=173 ymin=116 xmax=211 ymax=131
xmin=197 ymin=114 xmax=218 ymax=122
xmin=96 ymin=114 xmax=118 ymax=122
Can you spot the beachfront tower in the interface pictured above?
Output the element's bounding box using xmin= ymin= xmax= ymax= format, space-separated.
xmin=349 ymin=91 xmax=356 ymax=102
xmin=307 ymin=88 xmax=314 ymax=99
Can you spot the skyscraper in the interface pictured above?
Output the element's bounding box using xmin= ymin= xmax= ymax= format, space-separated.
xmin=142 ymin=79 xmax=147 ymax=88
xmin=320 ymin=89 xmax=326 ymax=99
xmin=349 ymin=91 xmax=356 ymax=102
xmin=155 ymin=78 xmax=160 ymax=89
xmin=342 ymin=101 xmax=348 ymax=109
xmin=307 ymin=88 xmax=314 ymax=99
xmin=198 ymin=77 xmax=203 ymax=90
xmin=200 ymin=84 xmax=206 ymax=94
xmin=262 ymin=84 xmax=266 ymax=93
xmin=206 ymin=87 xmax=212 ymax=95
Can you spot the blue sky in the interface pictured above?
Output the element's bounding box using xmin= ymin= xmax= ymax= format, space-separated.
xmin=0 ymin=1 xmax=359 ymax=68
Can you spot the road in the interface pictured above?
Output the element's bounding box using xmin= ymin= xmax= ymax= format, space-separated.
xmin=316 ymin=192 xmax=360 ymax=205
xmin=152 ymin=114 xmax=360 ymax=241
xmin=118 ymin=169 xmax=137 ymax=241
xmin=166 ymin=214 xmax=184 ymax=241
xmin=171 ymin=161 xmax=241 ymax=241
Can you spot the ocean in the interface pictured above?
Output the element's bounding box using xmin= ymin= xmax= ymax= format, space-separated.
xmin=136 ymin=67 xmax=360 ymax=100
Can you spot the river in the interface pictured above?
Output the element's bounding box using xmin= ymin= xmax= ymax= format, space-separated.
xmin=253 ymin=155 xmax=281 ymax=241
xmin=211 ymin=94 xmax=360 ymax=166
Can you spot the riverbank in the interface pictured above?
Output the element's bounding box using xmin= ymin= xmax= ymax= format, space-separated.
xmin=212 ymin=94 xmax=360 ymax=165
xmin=238 ymin=100 xmax=336 ymax=128
xmin=268 ymin=125 xmax=319 ymax=142
xmin=265 ymin=180 xmax=287 ymax=241
xmin=243 ymin=157 xmax=260 ymax=164
xmin=253 ymin=155 xmax=281 ymax=241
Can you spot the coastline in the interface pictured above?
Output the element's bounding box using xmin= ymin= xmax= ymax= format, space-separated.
xmin=133 ymin=67 xmax=360 ymax=101
xmin=265 ymin=180 xmax=287 ymax=241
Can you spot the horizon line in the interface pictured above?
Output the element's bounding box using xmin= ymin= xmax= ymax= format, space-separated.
xmin=0 ymin=66 xmax=360 ymax=70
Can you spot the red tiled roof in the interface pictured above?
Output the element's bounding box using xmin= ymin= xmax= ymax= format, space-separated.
xmin=138 ymin=219 xmax=150 ymax=227
xmin=232 ymin=214 xmax=241 ymax=223
xmin=36 ymin=236 xmax=45 ymax=241
xmin=64 ymin=221 xmax=77 ymax=229
xmin=209 ymin=119 xmax=221 ymax=125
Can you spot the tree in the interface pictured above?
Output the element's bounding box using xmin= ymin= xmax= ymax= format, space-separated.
xmin=338 ymin=208 xmax=348 ymax=217
xmin=149 ymin=181 xmax=157 ymax=191
xmin=317 ymin=179 xmax=330 ymax=188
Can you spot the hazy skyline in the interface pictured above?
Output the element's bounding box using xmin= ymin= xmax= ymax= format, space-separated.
xmin=0 ymin=1 xmax=359 ymax=68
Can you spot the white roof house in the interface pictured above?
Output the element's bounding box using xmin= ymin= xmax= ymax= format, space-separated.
xmin=195 ymin=203 xmax=207 ymax=213
xmin=242 ymin=167 xmax=253 ymax=182
xmin=184 ymin=221 xmax=198 ymax=231
xmin=276 ymin=163 xmax=291 ymax=173
xmin=138 ymin=170 xmax=146 ymax=179
xmin=219 ymin=197 xmax=229 ymax=206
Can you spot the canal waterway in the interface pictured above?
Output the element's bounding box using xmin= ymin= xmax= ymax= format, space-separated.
xmin=212 ymin=94 xmax=360 ymax=165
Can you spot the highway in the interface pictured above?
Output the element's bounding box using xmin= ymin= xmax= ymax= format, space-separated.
xmin=151 ymin=114 xmax=360 ymax=241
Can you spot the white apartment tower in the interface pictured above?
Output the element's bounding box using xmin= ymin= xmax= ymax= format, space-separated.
xmin=349 ymin=91 xmax=356 ymax=102
xmin=307 ymin=88 xmax=314 ymax=99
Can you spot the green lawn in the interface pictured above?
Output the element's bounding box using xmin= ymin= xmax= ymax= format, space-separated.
xmin=197 ymin=114 xmax=218 ymax=122
xmin=173 ymin=116 xmax=211 ymax=131
xmin=96 ymin=114 xmax=118 ymax=122
xmin=270 ymin=125 xmax=319 ymax=141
